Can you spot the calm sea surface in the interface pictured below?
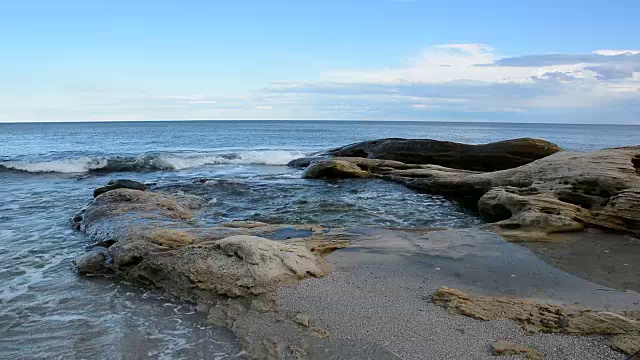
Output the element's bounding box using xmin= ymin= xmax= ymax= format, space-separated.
xmin=1 ymin=120 xmax=639 ymax=359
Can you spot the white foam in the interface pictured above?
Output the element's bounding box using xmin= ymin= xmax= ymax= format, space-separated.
xmin=0 ymin=157 xmax=109 ymax=173
xmin=0 ymin=150 xmax=307 ymax=173
xmin=162 ymin=150 xmax=306 ymax=169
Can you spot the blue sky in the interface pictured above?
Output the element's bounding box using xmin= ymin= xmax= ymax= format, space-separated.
xmin=1 ymin=0 xmax=639 ymax=123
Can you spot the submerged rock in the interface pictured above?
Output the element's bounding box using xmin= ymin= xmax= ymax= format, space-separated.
xmin=93 ymin=179 xmax=148 ymax=198
xmin=326 ymin=137 xmax=562 ymax=171
xmin=433 ymin=287 xmax=640 ymax=355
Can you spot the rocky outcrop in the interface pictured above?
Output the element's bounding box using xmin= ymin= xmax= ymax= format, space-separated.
xmin=73 ymin=188 xmax=338 ymax=301
xmin=93 ymin=179 xmax=148 ymax=198
xmin=433 ymin=287 xmax=640 ymax=355
xmin=325 ymin=138 xmax=562 ymax=171
xmin=392 ymin=147 xmax=640 ymax=239
xmin=302 ymin=146 xmax=640 ymax=239
xmin=302 ymin=159 xmax=372 ymax=179
xmin=301 ymin=157 xmax=424 ymax=179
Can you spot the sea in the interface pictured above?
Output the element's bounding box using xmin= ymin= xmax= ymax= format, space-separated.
xmin=1 ymin=120 xmax=639 ymax=359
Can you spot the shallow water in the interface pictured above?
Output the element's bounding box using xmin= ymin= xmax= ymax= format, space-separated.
xmin=1 ymin=120 xmax=639 ymax=359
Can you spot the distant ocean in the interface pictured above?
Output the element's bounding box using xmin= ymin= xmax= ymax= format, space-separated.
xmin=2 ymin=120 xmax=640 ymax=358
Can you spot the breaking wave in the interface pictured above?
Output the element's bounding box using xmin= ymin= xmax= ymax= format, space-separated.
xmin=0 ymin=150 xmax=306 ymax=174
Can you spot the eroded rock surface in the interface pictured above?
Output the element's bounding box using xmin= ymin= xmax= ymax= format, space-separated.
xmin=433 ymin=287 xmax=640 ymax=355
xmin=73 ymin=188 xmax=337 ymax=300
xmin=302 ymin=146 xmax=640 ymax=239
xmin=325 ymin=137 xmax=561 ymax=171
xmin=396 ymin=147 xmax=640 ymax=239
xmin=302 ymin=159 xmax=373 ymax=179
xmin=491 ymin=340 xmax=544 ymax=359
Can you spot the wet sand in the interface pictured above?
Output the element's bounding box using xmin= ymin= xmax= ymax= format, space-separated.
xmin=526 ymin=231 xmax=640 ymax=293
xmin=275 ymin=228 xmax=639 ymax=359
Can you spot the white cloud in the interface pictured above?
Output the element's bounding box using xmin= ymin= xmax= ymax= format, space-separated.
xmin=325 ymin=44 xmax=596 ymax=85
xmin=594 ymin=50 xmax=640 ymax=56
xmin=2 ymin=44 xmax=640 ymax=123
xmin=263 ymin=44 xmax=640 ymax=121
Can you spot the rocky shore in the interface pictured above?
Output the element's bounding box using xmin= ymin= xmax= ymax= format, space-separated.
xmin=73 ymin=138 xmax=640 ymax=359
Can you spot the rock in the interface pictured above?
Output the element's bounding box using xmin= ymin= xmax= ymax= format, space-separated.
xmin=391 ymin=147 xmax=640 ymax=239
xmin=491 ymin=340 xmax=544 ymax=359
xmin=299 ymin=145 xmax=640 ymax=238
xmin=73 ymin=247 xmax=110 ymax=275
xmin=118 ymin=235 xmax=326 ymax=299
xmin=78 ymin=232 xmax=328 ymax=299
xmin=74 ymin=189 xmax=335 ymax=300
xmin=79 ymin=189 xmax=204 ymax=238
xmin=302 ymin=157 xmax=424 ymax=180
xmin=293 ymin=313 xmax=311 ymax=327
xmin=302 ymin=159 xmax=372 ymax=179
xmin=93 ymin=179 xmax=148 ymax=198
xmin=433 ymin=287 xmax=640 ymax=355
xmin=608 ymin=334 xmax=640 ymax=356
xmin=327 ymin=138 xmax=561 ymax=171
xmin=287 ymin=156 xmax=325 ymax=168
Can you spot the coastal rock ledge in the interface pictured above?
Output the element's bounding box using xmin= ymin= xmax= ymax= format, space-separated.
xmin=73 ymin=189 xmax=332 ymax=300
xmin=297 ymin=139 xmax=640 ymax=240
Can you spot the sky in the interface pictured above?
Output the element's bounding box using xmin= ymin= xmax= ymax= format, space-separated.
xmin=1 ymin=0 xmax=639 ymax=123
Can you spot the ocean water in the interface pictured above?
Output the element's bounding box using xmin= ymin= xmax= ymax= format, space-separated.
xmin=1 ymin=120 xmax=640 ymax=359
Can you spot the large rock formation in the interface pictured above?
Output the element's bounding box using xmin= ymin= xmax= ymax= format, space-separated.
xmin=393 ymin=147 xmax=640 ymax=240
xmin=324 ymin=137 xmax=562 ymax=171
xmin=302 ymin=146 xmax=640 ymax=240
xmin=73 ymin=188 xmax=336 ymax=300
xmin=433 ymin=287 xmax=640 ymax=355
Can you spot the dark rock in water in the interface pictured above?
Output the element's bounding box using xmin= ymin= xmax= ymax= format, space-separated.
xmin=93 ymin=179 xmax=148 ymax=198
xmin=326 ymin=137 xmax=562 ymax=171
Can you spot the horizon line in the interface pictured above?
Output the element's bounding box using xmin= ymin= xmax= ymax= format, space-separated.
xmin=1 ymin=119 xmax=640 ymax=126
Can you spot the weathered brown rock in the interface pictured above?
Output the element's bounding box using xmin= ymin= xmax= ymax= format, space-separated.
xmin=608 ymin=334 xmax=640 ymax=356
xmin=302 ymin=159 xmax=373 ymax=179
xmin=433 ymin=287 xmax=640 ymax=355
xmin=74 ymin=188 xmax=345 ymax=301
xmin=491 ymin=340 xmax=544 ymax=359
xmin=297 ymin=147 xmax=640 ymax=238
xmin=389 ymin=147 xmax=640 ymax=239
xmin=302 ymin=157 xmax=426 ymax=179
xmin=326 ymin=137 xmax=562 ymax=171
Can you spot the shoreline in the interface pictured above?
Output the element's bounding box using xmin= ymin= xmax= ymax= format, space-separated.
xmin=69 ymin=137 xmax=640 ymax=358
